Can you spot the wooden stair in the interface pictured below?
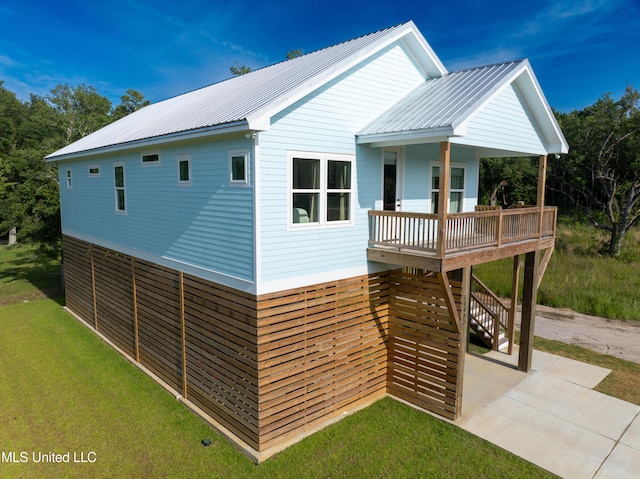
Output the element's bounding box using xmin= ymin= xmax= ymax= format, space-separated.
xmin=469 ymin=275 xmax=512 ymax=352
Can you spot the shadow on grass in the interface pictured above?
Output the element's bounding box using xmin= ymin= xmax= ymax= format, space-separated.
xmin=0 ymin=246 xmax=64 ymax=304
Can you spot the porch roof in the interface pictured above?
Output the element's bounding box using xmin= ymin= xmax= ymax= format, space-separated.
xmin=356 ymin=60 xmax=568 ymax=156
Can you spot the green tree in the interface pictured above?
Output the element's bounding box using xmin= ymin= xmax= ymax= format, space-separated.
xmin=286 ymin=49 xmax=303 ymax=59
xmin=479 ymin=157 xmax=537 ymax=206
xmin=48 ymin=83 xmax=112 ymax=144
xmin=230 ymin=62 xmax=252 ymax=76
xmin=552 ymin=87 xmax=640 ymax=256
xmin=112 ymin=89 xmax=150 ymax=120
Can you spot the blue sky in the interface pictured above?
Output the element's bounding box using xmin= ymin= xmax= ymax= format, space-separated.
xmin=1 ymin=0 xmax=638 ymax=112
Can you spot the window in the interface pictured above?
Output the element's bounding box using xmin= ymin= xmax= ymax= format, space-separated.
xmin=141 ymin=151 xmax=160 ymax=166
xmin=431 ymin=164 xmax=465 ymax=214
xmin=88 ymin=165 xmax=100 ymax=177
xmin=229 ymin=150 xmax=249 ymax=185
xmin=290 ymin=152 xmax=353 ymax=227
xmin=114 ymin=164 xmax=126 ymax=213
xmin=66 ymin=168 xmax=72 ymax=188
xmin=177 ymin=154 xmax=191 ymax=186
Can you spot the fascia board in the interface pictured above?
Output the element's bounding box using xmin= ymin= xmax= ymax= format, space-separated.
xmin=512 ymin=62 xmax=569 ymax=154
xmin=357 ymin=125 xmax=458 ymax=147
xmin=45 ymin=121 xmax=251 ymax=163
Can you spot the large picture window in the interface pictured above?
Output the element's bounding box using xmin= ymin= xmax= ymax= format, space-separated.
xmin=290 ymin=152 xmax=353 ymax=226
xmin=431 ymin=164 xmax=465 ymax=214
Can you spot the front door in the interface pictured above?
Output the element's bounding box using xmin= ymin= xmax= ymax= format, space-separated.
xmin=383 ymin=149 xmax=402 ymax=211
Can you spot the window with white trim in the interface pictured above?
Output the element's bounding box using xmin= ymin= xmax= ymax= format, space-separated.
xmin=177 ymin=154 xmax=191 ymax=186
xmin=88 ymin=165 xmax=100 ymax=177
xmin=141 ymin=151 xmax=160 ymax=167
xmin=290 ymin=152 xmax=353 ymax=226
xmin=114 ymin=163 xmax=127 ymax=213
xmin=229 ymin=150 xmax=249 ymax=186
xmin=430 ymin=164 xmax=465 ymax=214
xmin=65 ymin=168 xmax=72 ymax=188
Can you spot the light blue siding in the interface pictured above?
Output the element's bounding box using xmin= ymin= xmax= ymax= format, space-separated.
xmin=59 ymin=135 xmax=256 ymax=283
xmin=257 ymin=43 xmax=426 ymax=288
xmin=401 ymin=144 xmax=478 ymax=214
xmin=454 ymin=84 xmax=546 ymax=155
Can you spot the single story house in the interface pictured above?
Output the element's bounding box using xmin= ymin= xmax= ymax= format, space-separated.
xmin=46 ymin=21 xmax=568 ymax=462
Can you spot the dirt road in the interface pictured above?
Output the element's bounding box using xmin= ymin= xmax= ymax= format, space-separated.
xmin=515 ymin=304 xmax=640 ymax=364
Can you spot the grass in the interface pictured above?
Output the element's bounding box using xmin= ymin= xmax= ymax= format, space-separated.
xmin=0 ymin=298 xmax=557 ymax=479
xmin=474 ymin=221 xmax=640 ymax=321
xmin=0 ymin=244 xmax=62 ymax=304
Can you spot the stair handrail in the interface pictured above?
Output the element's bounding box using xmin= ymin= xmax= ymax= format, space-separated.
xmin=469 ymin=292 xmax=498 ymax=335
xmin=471 ymin=274 xmax=510 ymax=330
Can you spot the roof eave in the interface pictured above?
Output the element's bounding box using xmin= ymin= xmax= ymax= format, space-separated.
xmin=356 ymin=125 xmax=461 ymax=147
xmin=45 ymin=120 xmax=251 ymax=162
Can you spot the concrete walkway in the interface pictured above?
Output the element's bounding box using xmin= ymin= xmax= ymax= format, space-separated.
xmin=459 ymin=347 xmax=640 ymax=479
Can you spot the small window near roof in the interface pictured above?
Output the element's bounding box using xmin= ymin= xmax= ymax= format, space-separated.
xmin=141 ymin=151 xmax=160 ymax=166
xmin=66 ymin=168 xmax=72 ymax=188
xmin=177 ymin=154 xmax=191 ymax=186
xmin=88 ymin=165 xmax=100 ymax=177
xmin=229 ymin=150 xmax=249 ymax=186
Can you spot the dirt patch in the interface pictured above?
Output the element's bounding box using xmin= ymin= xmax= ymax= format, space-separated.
xmin=515 ymin=304 xmax=640 ymax=365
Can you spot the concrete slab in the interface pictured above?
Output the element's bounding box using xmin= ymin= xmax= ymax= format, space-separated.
xmin=620 ymin=412 xmax=640 ymax=450
xmin=484 ymin=347 xmax=558 ymax=372
xmin=461 ymin=395 xmax=614 ymax=479
xmin=506 ymin=372 xmax=639 ymax=439
xmin=462 ymin=354 xmax=526 ymax=420
xmin=542 ymin=355 xmax=611 ymax=388
xmin=460 ymin=350 xmax=640 ymax=479
xmin=594 ymin=444 xmax=640 ymax=479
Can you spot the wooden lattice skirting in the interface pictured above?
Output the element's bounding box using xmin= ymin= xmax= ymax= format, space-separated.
xmin=61 ymin=235 xmax=464 ymax=461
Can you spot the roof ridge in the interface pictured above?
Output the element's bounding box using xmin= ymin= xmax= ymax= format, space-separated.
xmin=153 ymin=22 xmax=411 ymax=104
xmin=445 ymin=59 xmax=525 ymax=76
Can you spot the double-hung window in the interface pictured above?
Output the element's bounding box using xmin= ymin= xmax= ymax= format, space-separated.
xmin=65 ymin=168 xmax=72 ymax=188
xmin=290 ymin=152 xmax=353 ymax=227
xmin=114 ymin=163 xmax=126 ymax=213
xmin=431 ymin=164 xmax=465 ymax=214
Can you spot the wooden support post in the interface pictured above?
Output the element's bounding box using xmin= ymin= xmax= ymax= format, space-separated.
xmin=518 ymin=251 xmax=539 ymax=372
xmin=90 ymin=249 xmax=98 ymax=331
xmin=131 ymin=258 xmax=140 ymax=363
xmin=436 ymin=141 xmax=451 ymax=258
xmin=180 ymin=272 xmax=188 ymax=399
xmin=455 ymin=266 xmax=471 ymax=419
xmin=537 ymin=155 xmax=547 ymax=238
xmin=508 ymin=255 xmax=521 ymax=355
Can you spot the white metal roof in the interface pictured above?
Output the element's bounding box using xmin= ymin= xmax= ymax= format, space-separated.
xmin=46 ymin=21 xmax=446 ymax=161
xmin=357 ymin=59 xmax=569 ymax=154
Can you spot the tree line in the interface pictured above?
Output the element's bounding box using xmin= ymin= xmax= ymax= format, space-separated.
xmin=0 ymin=77 xmax=638 ymax=257
xmin=0 ymin=82 xmax=149 ymax=255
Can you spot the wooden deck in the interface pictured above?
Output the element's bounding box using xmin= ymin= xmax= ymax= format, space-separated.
xmin=368 ymin=206 xmax=557 ymax=271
